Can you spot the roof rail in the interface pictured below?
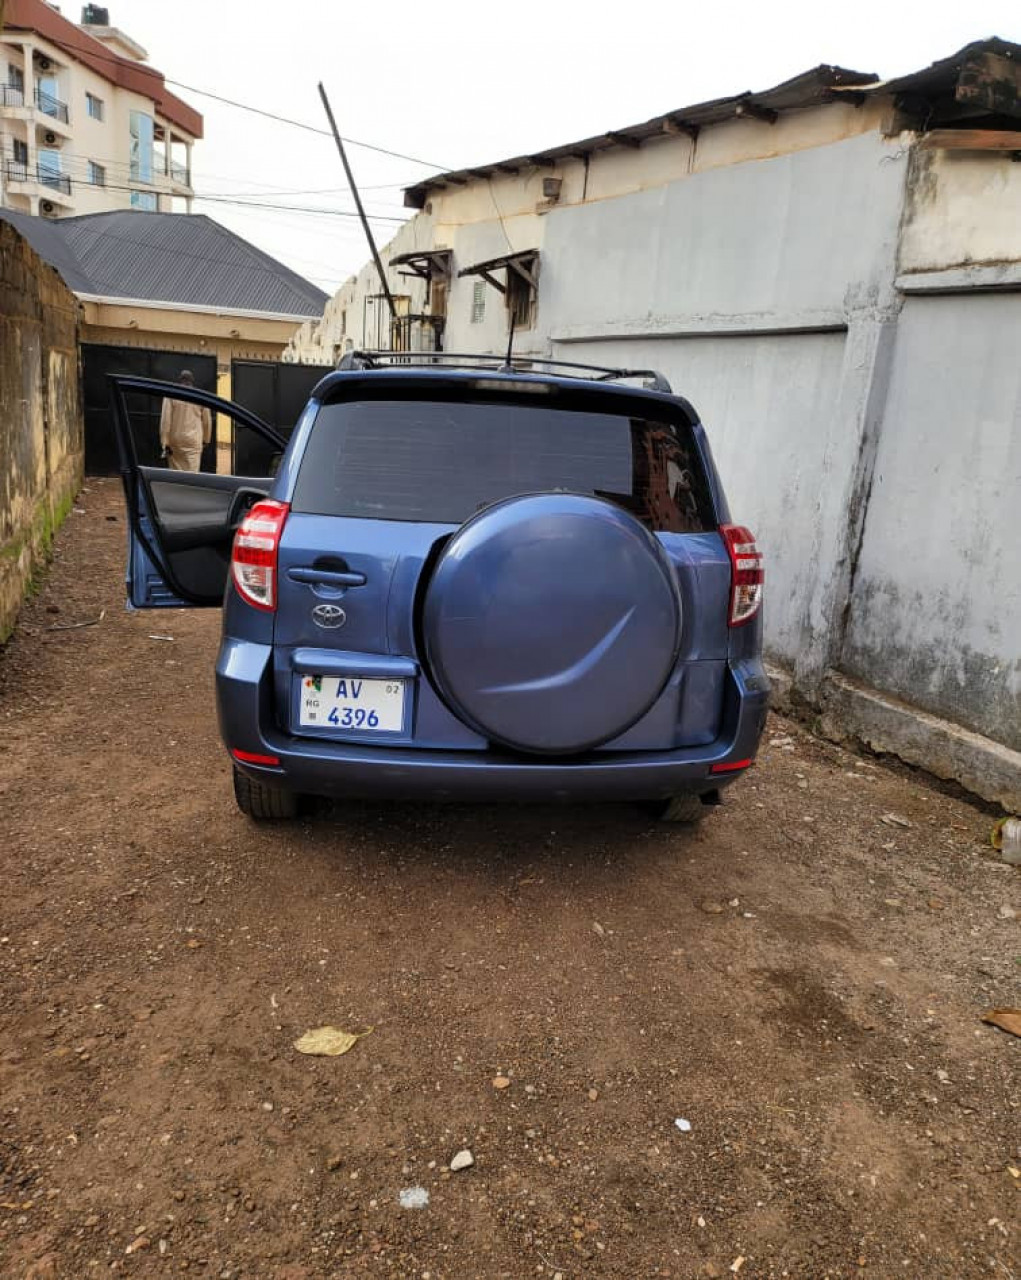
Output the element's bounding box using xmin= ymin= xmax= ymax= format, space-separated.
xmin=337 ymin=349 xmax=672 ymax=393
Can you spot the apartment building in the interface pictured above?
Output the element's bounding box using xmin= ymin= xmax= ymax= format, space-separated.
xmin=0 ymin=0 xmax=201 ymax=218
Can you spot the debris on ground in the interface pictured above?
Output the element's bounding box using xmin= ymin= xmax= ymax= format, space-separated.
xmin=675 ymin=1118 xmax=692 ymax=1132
xmin=492 ymin=1075 xmax=511 ymax=1090
xmin=293 ymin=1026 xmax=373 ymax=1056
xmin=46 ymin=611 xmax=105 ymax=632
xmin=398 ymin=1187 xmax=429 ymax=1209
xmin=991 ymin=816 xmax=1021 ymax=865
xmin=881 ymin=813 xmax=913 ymax=828
xmin=449 ymin=1149 xmax=474 ymax=1172
xmin=981 ymin=1008 xmax=1021 ymax=1039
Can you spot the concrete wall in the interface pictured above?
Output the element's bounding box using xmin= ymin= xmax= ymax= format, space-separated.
xmin=840 ymin=291 xmax=1021 ymax=750
xmin=0 ymin=217 xmax=82 ymax=640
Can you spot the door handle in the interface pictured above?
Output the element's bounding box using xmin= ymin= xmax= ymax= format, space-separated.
xmin=287 ymin=567 xmax=367 ymax=587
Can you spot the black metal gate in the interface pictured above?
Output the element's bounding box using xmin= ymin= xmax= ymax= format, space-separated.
xmin=229 ymin=359 xmax=333 ymax=475
xmin=81 ymin=344 xmax=217 ymax=474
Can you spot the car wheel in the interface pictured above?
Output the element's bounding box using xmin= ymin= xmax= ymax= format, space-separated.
xmin=232 ymin=764 xmax=299 ymax=820
xmin=649 ymin=793 xmax=706 ymax=824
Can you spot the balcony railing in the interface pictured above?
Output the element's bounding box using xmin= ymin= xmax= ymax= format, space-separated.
xmin=35 ymin=87 xmax=69 ymax=124
xmin=170 ymin=160 xmax=190 ymax=185
xmin=38 ymin=166 xmax=72 ymax=194
xmin=3 ymin=157 xmax=72 ymax=193
xmin=2 ymin=84 xmax=26 ymax=107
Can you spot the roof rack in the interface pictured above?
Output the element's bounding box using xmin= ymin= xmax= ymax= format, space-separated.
xmin=338 ymin=349 xmax=672 ymax=393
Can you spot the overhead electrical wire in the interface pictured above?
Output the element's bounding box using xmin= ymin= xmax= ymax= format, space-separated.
xmin=31 ymin=30 xmax=450 ymax=171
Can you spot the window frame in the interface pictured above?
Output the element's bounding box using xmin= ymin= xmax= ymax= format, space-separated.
xmin=87 ymin=160 xmax=105 ymax=186
xmin=85 ymin=91 xmax=104 ymax=120
xmin=470 ymin=280 xmax=486 ymax=324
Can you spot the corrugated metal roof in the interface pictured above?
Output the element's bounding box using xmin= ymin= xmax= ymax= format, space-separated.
xmin=0 ymin=210 xmax=328 ymax=317
xmin=403 ymin=38 xmax=1021 ymax=209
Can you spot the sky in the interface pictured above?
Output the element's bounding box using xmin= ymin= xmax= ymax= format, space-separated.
xmin=107 ymin=0 xmax=1021 ymax=300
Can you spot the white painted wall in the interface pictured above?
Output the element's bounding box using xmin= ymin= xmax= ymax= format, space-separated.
xmin=842 ymin=292 xmax=1021 ymax=749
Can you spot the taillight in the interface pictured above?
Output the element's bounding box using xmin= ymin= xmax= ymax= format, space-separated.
xmin=721 ymin=524 xmax=764 ymax=627
xmin=231 ymin=500 xmax=289 ymax=612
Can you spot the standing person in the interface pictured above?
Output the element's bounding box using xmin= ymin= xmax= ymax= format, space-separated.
xmin=159 ymin=370 xmax=212 ymax=472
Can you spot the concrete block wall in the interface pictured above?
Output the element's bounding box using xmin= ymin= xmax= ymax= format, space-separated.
xmin=0 ymin=219 xmax=83 ymax=641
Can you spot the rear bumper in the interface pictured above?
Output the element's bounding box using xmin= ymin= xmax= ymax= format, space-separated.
xmin=217 ymin=640 xmax=769 ymax=803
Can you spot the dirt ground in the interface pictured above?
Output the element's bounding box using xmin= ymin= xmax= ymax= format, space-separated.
xmin=0 ymin=477 xmax=1017 ymax=1280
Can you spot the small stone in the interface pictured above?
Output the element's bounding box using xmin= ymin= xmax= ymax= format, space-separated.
xmin=261 ymin=1101 xmax=274 ymax=1112
xmin=449 ymin=1149 xmax=474 ymax=1172
xmin=675 ymin=1118 xmax=692 ymax=1132
xmin=699 ymin=900 xmax=724 ymax=915
xmin=126 ymin=1236 xmax=150 ymax=1255
xmin=173 ymin=1190 xmax=185 ymax=1203
xmin=998 ymin=904 xmax=1016 ymax=920
xmin=697 ymin=1215 xmax=706 ymax=1227
xmin=880 ymin=813 xmax=912 ymax=828
xmin=326 ymin=1155 xmax=343 ymax=1171
xmin=243 ymin=1198 xmax=256 ymax=1212
xmin=524 ymin=1084 xmax=536 ymax=1095
xmin=492 ymin=1076 xmax=511 ymax=1090
xmin=882 ymin=898 xmax=902 ymax=908
xmin=398 ymin=1186 xmax=429 ymax=1210
xmin=84 ymin=1214 xmax=101 ymax=1228
xmin=587 ymin=1088 xmax=599 ymax=1102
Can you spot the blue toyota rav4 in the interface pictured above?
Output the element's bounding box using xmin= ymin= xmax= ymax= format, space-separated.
xmin=112 ymin=353 xmax=769 ymax=821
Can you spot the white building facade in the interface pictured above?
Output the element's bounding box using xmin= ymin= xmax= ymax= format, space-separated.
xmin=1 ymin=0 xmax=200 ymax=219
xmin=289 ymin=42 xmax=1021 ymax=806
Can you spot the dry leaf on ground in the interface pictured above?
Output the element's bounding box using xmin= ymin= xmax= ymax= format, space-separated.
xmin=293 ymin=1026 xmax=373 ymax=1056
xmin=980 ymin=1008 xmax=1021 ymax=1039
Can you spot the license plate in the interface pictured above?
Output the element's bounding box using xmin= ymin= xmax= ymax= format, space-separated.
xmin=298 ymin=675 xmax=405 ymax=732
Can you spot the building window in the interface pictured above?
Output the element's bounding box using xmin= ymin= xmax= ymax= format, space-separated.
xmin=130 ymin=190 xmax=158 ymax=211
xmin=8 ymin=65 xmax=25 ymax=91
xmin=6 ymin=64 xmax=25 ymax=106
xmin=129 ymin=110 xmax=154 ymax=182
xmin=86 ymin=92 xmax=104 ymax=120
xmin=507 ymin=270 xmax=535 ymax=331
xmin=87 ymin=160 xmax=105 ymax=186
xmin=13 ymin=138 xmax=29 ymax=166
xmin=470 ymin=280 xmax=486 ymax=324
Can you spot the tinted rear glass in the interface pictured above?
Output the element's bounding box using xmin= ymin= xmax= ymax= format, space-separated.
xmin=291 ymin=399 xmax=715 ymax=532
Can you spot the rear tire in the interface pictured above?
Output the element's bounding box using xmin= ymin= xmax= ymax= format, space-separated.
xmin=232 ymin=765 xmax=299 ymax=820
xmin=649 ymin=793 xmax=706 ymax=824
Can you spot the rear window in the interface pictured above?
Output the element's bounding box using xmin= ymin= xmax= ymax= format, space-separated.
xmin=291 ymin=399 xmax=715 ymax=532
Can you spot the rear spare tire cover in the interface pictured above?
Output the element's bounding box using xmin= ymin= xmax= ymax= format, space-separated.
xmin=423 ymin=494 xmax=682 ymax=754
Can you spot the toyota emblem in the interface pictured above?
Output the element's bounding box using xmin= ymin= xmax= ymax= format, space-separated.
xmin=311 ymin=603 xmax=347 ymax=629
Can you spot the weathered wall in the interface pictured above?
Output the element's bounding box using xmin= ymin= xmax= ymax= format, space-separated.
xmin=841 ymin=291 xmax=1021 ymax=750
xmin=0 ymin=219 xmax=83 ymax=641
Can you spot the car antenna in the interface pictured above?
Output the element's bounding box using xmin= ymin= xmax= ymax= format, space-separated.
xmin=501 ymin=313 xmax=516 ymax=372
xmin=317 ymin=82 xmax=397 ymax=337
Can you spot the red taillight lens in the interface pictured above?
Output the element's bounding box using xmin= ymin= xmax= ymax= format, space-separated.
xmin=232 ymin=748 xmax=281 ymax=766
xmin=721 ymin=523 xmax=764 ymax=627
xmin=231 ymin=499 xmax=289 ymax=612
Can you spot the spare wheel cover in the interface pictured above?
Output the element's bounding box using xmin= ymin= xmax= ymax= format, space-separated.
xmin=423 ymin=494 xmax=682 ymax=754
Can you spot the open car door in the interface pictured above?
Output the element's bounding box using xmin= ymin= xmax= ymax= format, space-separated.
xmin=109 ymin=375 xmax=288 ymax=608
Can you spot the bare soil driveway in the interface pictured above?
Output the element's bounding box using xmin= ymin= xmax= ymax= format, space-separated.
xmin=0 ymin=479 xmax=1017 ymax=1279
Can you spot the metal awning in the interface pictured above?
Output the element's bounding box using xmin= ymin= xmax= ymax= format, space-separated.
xmin=457 ymin=249 xmax=539 ymax=296
xmin=388 ymin=248 xmax=452 ymax=280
